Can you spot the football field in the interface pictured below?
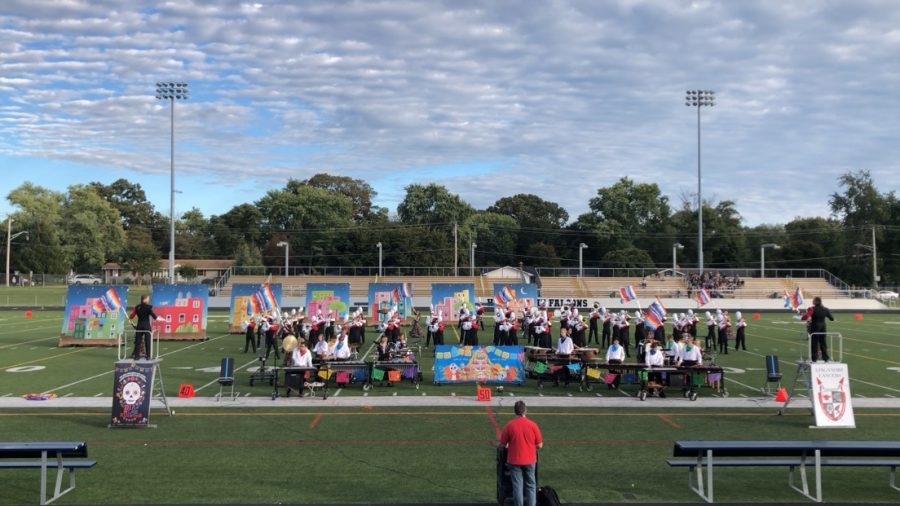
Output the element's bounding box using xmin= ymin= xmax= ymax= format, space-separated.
xmin=2 ymin=309 xmax=900 ymax=504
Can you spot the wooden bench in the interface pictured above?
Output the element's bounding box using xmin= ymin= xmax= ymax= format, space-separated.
xmin=669 ymin=440 xmax=900 ymax=503
xmin=0 ymin=441 xmax=97 ymax=505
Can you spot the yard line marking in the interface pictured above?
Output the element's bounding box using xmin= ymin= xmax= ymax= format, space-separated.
xmin=1 ymin=334 xmax=57 ymax=349
xmin=195 ymin=357 xmax=257 ymax=393
xmin=309 ymin=413 xmax=322 ymax=429
xmin=2 ymin=393 xmax=11 ymax=397
xmin=656 ymin=414 xmax=682 ymax=429
xmin=485 ymin=405 xmax=501 ymax=439
xmin=2 ymin=347 xmax=92 ymax=370
xmin=62 ymin=393 xmax=73 ymax=397
xmin=332 ymin=388 xmax=342 ymax=398
xmin=39 ymin=333 xmax=232 ymax=394
xmin=244 ymin=393 xmax=251 ymax=397
xmin=724 ymin=376 xmax=761 ymax=393
xmin=93 ymin=393 xmax=103 ymax=397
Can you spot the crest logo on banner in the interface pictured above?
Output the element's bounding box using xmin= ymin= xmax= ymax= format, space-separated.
xmin=809 ymin=362 xmax=855 ymax=428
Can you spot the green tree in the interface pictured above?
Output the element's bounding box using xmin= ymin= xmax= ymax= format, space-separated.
xmin=208 ymin=204 xmax=264 ymax=257
xmin=464 ymin=212 xmax=519 ymax=267
xmin=396 ymin=183 xmax=474 ymax=226
xmin=524 ymin=242 xmax=560 ymax=267
xmin=233 ymin=241 xmax=264 ymax=275
xmin=6 ymin=183 xmax=69 ymax=274
xmin=671 ymin=200 xmax=745 ymax=270
xmin=487 ymin=194 xmax=567 ymax=256
xmin=176 ymin=207 xmax=212 ymax=258
xmin=829 ymin=170 xmax=892 ymax=286
xmin=120 ymin=229 xmax=161 ymax=285
xmin=298 ymin=174 xmax=382 ymax=223
xmin=61 ymin=185 xmax=126 ymax=273
xmin=601 ymin=247 xmax=656 ymax=273
xmin=176 ymin=264 xmax=198 ymax=281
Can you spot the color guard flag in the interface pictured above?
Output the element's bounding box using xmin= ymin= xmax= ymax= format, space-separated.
xmin=619 ymin=285 xmax=638 ymax=303
xmin=400 ymin=282 xmax=413 ymax=298
xmin=494 ymin=285 xmax=516 ymax=305
xmin=695 ymin=288 xmax=711 ymax=307
xmin=102 ymin=288 xmax=123 ymax=311
xmin=784 ymin=287 xmax=804 ymax=311
xmin=391 ymin=288 xmax=400 ymax=303
xmin=246 ymin=295 xmax=261 ymax=315
xmin=643 ymin=298 xmax=668 ymax=331
xmin=90 ymin=298 xmax=105 ymax=316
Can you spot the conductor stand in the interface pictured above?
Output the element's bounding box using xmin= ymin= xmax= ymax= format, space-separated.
xmin=112 ymin=328 xmax=170 ymax=428
xmin=778 ymin=332 xmax=843 ymax=416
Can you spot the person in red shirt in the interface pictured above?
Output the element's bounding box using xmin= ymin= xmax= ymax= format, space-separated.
xmin=498 ymin=401 xmax=543 ymax=506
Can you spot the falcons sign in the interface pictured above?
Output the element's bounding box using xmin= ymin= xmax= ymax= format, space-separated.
xmin=810 ymin=362 xmax=856 ymax=428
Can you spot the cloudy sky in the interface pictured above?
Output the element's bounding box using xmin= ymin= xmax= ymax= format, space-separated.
xmin=1 ymin=0 xmax=898 ymax=226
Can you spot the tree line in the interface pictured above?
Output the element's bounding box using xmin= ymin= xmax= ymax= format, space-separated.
xmin=5 ymin=170 xmax=898 ymax=286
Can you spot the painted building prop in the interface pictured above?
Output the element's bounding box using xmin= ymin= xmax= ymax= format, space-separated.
xmin=228 ymin=283 xmax=283 ymax=333
xmin=433 ymin=345 xmax=525 ymax=384
xmin=492 ymin=283 xmax=538 ymax=313
xmin=367 ymin=282 xmax=413 ymax=324
xmin=305 ymin=283 xmax=351 ymax=321
xmin=431 ymin=283 xmax=475 ymax=322
xmin=59 ymin=284 xmax=128 ymax=347
xmin=149 ymin=284 xmax=208 ymax=340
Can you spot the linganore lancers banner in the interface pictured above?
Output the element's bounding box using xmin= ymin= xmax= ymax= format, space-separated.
xmin=809 ymin=362 xmax=855 ymax=429
xmin=433 ymin=345 xmax=525 ymax=384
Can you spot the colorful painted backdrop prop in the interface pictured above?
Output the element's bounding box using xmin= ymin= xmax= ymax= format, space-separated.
xmin=305 ymin=283 xmax=351 ymax=320
xmin=229 ymin=283 xmax=282 ymax=332
xmin=492 ymin=283 xmax=538 ymax=313
xmin=60 ymin=284 xmax=128 ymax=345
xmin=431 ymin=283 xmax=475 ymax=322
xmin=150 ymin=284 xmax=208 ymax=339
xmin=110 ymin=360 xmax=154 ymax=428
xmin=433 ymin=345 xmax=525 ymax=384
xmin=368 ymin=283 xmax=412 ymax=323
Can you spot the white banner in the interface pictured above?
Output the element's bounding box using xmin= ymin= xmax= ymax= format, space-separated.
xmin=810 ymin=362 xmax=855 ymax=428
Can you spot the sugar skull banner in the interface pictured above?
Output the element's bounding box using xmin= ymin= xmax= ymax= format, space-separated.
xmin=60 ymin=284 xmax=128 ymax=342
xmin=150 ymin=284 xmax=208 ymax=339
xmin=433 ymin=345 xmax=525 ymax=384
xmin=431 ymin=283 xmax=475 ymax=322
xmin=110 ymin=360 xmax=154 ymax=427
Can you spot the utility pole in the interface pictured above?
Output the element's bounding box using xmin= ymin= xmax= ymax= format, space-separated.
xmin=453 ymin=222 xmax=458 ymax=277
xmin=872 ymin=225 xmax=878 ymax=288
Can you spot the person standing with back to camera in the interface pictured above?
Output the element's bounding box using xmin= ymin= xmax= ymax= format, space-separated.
xmin=802 ymin=296 xmax=834 ymax=362
xmin=498 ymin=400 xmax=543 ymax=506
xmin=129 ymin=295 xmax=161 ymax=360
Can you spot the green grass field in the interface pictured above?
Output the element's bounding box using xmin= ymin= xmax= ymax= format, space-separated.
xmin=2 ymin=309 xmax=900 ymax=504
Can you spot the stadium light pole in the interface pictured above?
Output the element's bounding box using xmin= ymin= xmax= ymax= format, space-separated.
xmin=156 ymin=81 xmax=188 ymax=284
xmin=672 ymin=242 xmax=684 ymax=274
xmin=761 ymin=243 xmax=780 ymax=278
xmin=376 ymin=242 xmax=382 ymax=278
xmin=277 ymin=241 xmax=289 ymax=276
xmin=470 ymin=242 xmax=477 ymax=277
xmin=685 ymin=89 xmax=715 ymax=276
xmin=4 ymin=222 xmax=28 ymax=287
xmin=578 ymin=243 xmax=588 ymax=278
xmin=855 ymin=239 xmax=878 ymax=289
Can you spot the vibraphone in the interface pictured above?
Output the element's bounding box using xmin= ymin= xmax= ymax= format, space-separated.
xmin=523 ymin=346 xmax=582 ymax=390
xmin=371 ymin=354 xmax=421 ymax=389
xmin=318 ymin=361 xmax=372 ymax=398
xmin=273 ymin=366 xmax=321 ymax=400
xmin=588 ymin=363 xmax=727 ymax=399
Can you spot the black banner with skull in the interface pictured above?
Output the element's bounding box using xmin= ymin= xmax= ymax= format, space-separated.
xmin=110 ymin=361 xmax=154 ymax=427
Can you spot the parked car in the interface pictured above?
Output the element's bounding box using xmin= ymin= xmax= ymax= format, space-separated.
xmin=69 ymin=274 xmax=102 ymax=285
xmin=876 ymin=290 xmax=899 ymax=301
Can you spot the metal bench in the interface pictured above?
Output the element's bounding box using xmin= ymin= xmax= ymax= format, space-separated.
xmin=669 ymin=440 xmax=900 ymax=503
xmin=0 ymin=441 xmax=97 ymax=505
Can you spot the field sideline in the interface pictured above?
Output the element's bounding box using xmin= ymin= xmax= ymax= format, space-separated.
xmin=3 ymin=309 xmax=900 ymax=504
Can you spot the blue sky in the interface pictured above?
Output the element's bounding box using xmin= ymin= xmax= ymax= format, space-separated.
xmin=1 ymin=0 xmax=899 ymax=226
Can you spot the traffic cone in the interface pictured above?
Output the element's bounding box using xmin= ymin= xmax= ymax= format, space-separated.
xmin=774 ymin=387 xmax=788 ymax=402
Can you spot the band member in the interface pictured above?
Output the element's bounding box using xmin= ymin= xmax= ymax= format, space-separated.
xmin=633 ymin=310 xmax=645 ymax=345
xmin=680 ymin=337 xmax=703 ymax=367
xmin=559 ymin=305 xmax=570 ymax=333
xmin=312 ymin=333 xmax=329 ymax=360
xmin=588 ymin=304 xmax=601 ymax=344
xmin=601 ymin=307 xmax=612 ymax=348
xmin=242 ymin=317 xmax=257 ymax=354
xmin=394 ymin=332 xmax=408 ymax=352
xmin=474 ymin=303 xmax=485 ymax=342
xmin=428 ymin=311 xmax=445 ymax=347
xmin=802 ymin=296 xmax=834 ymax=362
xmin=348 ymin=310 xmax=364 ymax=346
xmin=494 ymin=305 xmax=506 ymax=346
xmin=615 ymin=310 xmax=631 ymax=358
xmin=643 ymin=342 xmax=665 ymax=394
xmin=505 ymin=309 xmax=519 ymax=345
xmin=128 ymin=295 xmax=160 ymax=360
xmin=460 ymin=307 xmax=476 ymax=346
xmin=554 ymin=327 xmax=574 ymax=387
xmin=425 ymin=305 xmax=436 ymax=348
xmin=688 ymin=309 xmax=699 ymax=337
xmin=734 ymin=311 xmax=747 ymax=351
xmin=716 ymin=309 xmax=730 ymax=355
xmin=376 ymin=335 xmax=393 ymax=361
xmin=263 ymin=315 xmax=280 ymax=361
xmin=570 ymin=314 xmax=586 ymax=347
xmin=289 ymin=339 xmax=313 ymax=368
xmin=605 ymin=337 xmax=625 ymax=389
xmin=333 ymin=327 xmax=352 ymax=360
xmin=705 ymin=311 xmax=716 ymax=350
xmin=533 ymin=306 xmax=551 ymax=349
